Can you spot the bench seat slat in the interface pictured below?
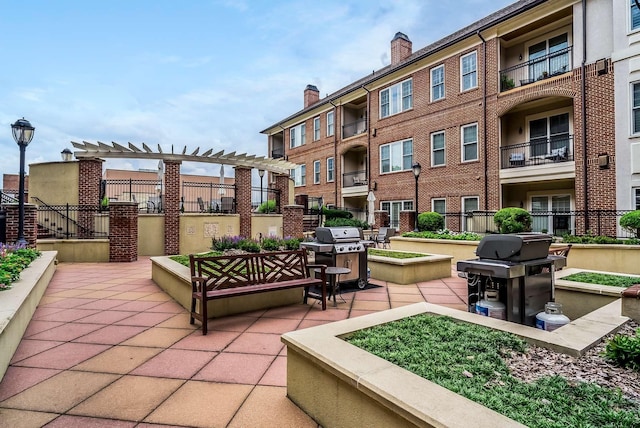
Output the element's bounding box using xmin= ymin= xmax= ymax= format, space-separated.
xmin=196 ymin=278 xmax=324 ymax=299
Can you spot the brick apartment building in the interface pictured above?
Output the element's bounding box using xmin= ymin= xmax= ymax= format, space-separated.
xmin=262 ymin=0 xmax=619 ymax=235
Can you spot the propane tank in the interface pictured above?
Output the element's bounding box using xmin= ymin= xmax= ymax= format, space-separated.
xmin=475 ymin=289 xmax=506 ymax=320
xmin=536 ymin=302 xmax=570 ymax=331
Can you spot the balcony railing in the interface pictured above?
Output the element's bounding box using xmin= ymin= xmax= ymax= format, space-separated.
xmin=342 ymin=118 xmax=367 ymax=139
xmin=342 ymin=170 xmax=368 ymax=188
xmin=501 ymin=135 xmax=574 ymax=169
xmin=499 ymin=46 xmax=572 ymax=92
xmin=271 ymin=148 xmax=284 ymax=159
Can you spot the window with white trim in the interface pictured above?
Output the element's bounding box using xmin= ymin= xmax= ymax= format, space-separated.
xmin=381 ymin=200 xmax=413 ymax=229
xmin=461 ymin=196 xmax=479 ymax=231
xmin=431 ymin=65 xmax=444 ymax=101
xmin=633 ymin=83 xmax=640 ymax=134
xmin=461 ymin=51 xmax=477 ymax=91
xmin=527 ymin=109 xmax=571 ymax=157
xmin=380 ymin=139 xmax=413 ymax=173
xmin=431 ymin=131 xmax=445 ymax=166
xmin=327 ymin=111 xmax=334 ymax=136
xmin=432 ymin=198 xmax=446 ymax=215
xmin=327 ymin=157 xmax=334 ymax=182
xmin=313 ymin=160 xmax=320 ymax=184
xmin=290 ymin=123 xmax=306 ymax=148
xmin=632 ymin=0 xmax=640 ymax=31
xmin=380 ymin=78 xmax=413 ymax=118
xmin=313 ymin=117 xmax=320 ymax=141
xmin=634 ymin=188 xmax=640 ymax=210
xmin=461 ymin=124 xmax=478 ymax=162
xmin=290 ymin=165 xmax=306 ymax=187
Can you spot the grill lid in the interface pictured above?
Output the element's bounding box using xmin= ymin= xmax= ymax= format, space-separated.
xmin=315 ymin=227 xmax=362 ymax=243
xmin=475 ymin=233 xmax=552 ymax=262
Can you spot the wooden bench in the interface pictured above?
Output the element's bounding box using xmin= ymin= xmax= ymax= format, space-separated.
xmin=548 ymin=244 xmax=572 ymax=271
xmin=189 ymin=249 xmax=327 ymax=335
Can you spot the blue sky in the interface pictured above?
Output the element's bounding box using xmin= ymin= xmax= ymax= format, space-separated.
xmin=0 ymin=0 xmax=513 ymax=178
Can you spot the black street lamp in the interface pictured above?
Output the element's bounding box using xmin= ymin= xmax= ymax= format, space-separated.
xmin=258 ymin=169 xmax=265 ymax=212
xmin=11 ymin=118 xmax=35 ymax=246
xmin=412 ymin=162 xmax=421 ymax=232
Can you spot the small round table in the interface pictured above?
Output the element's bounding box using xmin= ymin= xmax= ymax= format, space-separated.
xmin=324 ymin=266 xmax=351 ymax=307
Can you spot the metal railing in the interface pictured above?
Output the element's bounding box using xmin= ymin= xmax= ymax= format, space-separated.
xmin=342 ymin=170 xmax=368 ymax=188
xmin=501 ymin=136 xmax=574 ymax=169
xmin=34 ymin=199 xmax=108 ymax=239
xmin=180 ymin=181 xmax=236 ymax=213
xmin=499 ymin=46 xmax=572 ymax=92
xmin=105 ymin=179 xmax=163 ymax=212
xmin=271 ymin=148 xmax=284 ymax=159
xmin=0 ymin=190 xmax=19 ymax=205
xmin=252 ymin=187 xmax=281 ymax=213
xmin=342 ymin=118 xmax=367 ymax=139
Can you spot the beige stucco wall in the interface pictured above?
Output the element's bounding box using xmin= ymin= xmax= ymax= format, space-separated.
xmin=138 ymin=215 xmax=165 ymax=256
xmin=28 ymin=161 xmax=79 ymax=205
xmin=179 ymin=214 xmax=240 ymax=255
xmin=37 ymin=240 xmax=109 ymax=262
xmin=251 ymin=214 xmax=283 ymax=239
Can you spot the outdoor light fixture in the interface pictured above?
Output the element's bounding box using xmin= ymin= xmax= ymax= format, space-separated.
xmin=258 ymin=169 xmax=265 ymax=211
xmin=11 ymin=118 xmax=35 ymax=246
xmin=61 ymin=148 xmax=73 ymax=162
xmin=412 ymin=162 xmax=421 ymax=232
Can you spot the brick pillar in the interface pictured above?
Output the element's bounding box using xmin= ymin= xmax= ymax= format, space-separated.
xmin=234 ymin=166 xmax=252 ymax=238
xmin=78 ymin=158 xmax=104 ymax=238
xmin=400 ymin=210 xmax=416 ymax=233
xmin=374 ymin=210 xmax=390 ymax=228
xmin=274 ymin=174 xmax=292 ymax=212
xmin=164 ymin=161 xmax=181 ymax=255
xmin=109 ymin=202 xmax=138 ymax=262
xmin=283 ymin=205 xmax=304 ymax=239
xmin=3 ymin=203 xmax=37 ymax=247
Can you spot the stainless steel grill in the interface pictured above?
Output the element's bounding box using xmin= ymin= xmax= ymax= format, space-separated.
xmin=457 ymin=233 xmax=567 ymax=326
xmin=301 ymin=227 xmax=373 ymax=289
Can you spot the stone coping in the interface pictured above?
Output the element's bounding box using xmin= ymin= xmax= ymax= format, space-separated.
xmin=367 ymin=251 xmax=452 ymax=266
xmin=0 ymin=251 xmax=57 ymax=380
xmin=556 ymin=267 xmax=639 ymax=297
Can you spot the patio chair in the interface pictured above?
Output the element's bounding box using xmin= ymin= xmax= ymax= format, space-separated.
xmin=373 ymin=227 xmax=395 ymax=249
xmin=197 ymin=197 xmax=205 ymax=212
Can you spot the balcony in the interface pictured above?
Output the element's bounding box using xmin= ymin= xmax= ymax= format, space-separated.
xmin=271 ymin=148 xmax=284 ymax=159
xmin=342 ymin=118 xmax=367 ymax=139
xmin=499 ymin=46 xmax=572 ymax=92
xmin=343 ymin=170 xmax=368 ymax=188
xmin=501 ymin=135 xmax=574 ymax=169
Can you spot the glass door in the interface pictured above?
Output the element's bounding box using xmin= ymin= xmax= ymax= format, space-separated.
xmin=531 ymin=196 xmax=549 ymax=233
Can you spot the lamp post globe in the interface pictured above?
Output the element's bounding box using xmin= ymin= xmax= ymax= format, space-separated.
xmin=412 ymin=162 xmax=421 ymax=232
xmin=61 ymin=148 xmax=73 ymax=162
xmin=11 ymin=118 xmax=35 ymax=247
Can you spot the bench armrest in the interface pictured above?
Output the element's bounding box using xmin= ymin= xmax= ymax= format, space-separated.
xmin=191 ymin=276 xmax=207 ymax=292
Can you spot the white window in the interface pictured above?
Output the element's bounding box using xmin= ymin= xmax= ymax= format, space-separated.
xmin=327 ymin=111 xmax=334 ymax=137
xmin=527 ymin=33 xmax=569 ymax=79
xmin=290 ymin=165 xmax=306 ymax=187
xmin=313 ymin=160 xmax=320 ymax=184
xmin=632 ymin=0 xmax=640 ymax=31
xmin=531 ymin=194 xmax=572 ymax=235
xmin=313 ymin=117 xmax=320 ymax=141
xmin=290 ymin=123 xmax=306 ymax=148
xmin=380 ymin=78 xmax=413 ymax=118
xmin=380 ymin=139 xmax=413 ymax=173
xmin=431 ymin=131 xmax=445 ymax=166
xmin=633 ymin=188 xmax=640 ymax=210
xmin=432 ymin=198 xmax=446 ymax=215
xmin=327 ymin=157 xmax=334 ymax=182
xmin=461 ymin=196 xmax=479 ymax=231
xmin=381 ymin=200 xmax=413 ymax=229
xmin=431 ymin=65 xmax=444 ymax=101
xmin=633 ymin=83 xmax=640 ymax=134
xmin=461 ymin=52 xmax=477 ymax=91
xmin=461 ymin=124 xmax=478 ymax=162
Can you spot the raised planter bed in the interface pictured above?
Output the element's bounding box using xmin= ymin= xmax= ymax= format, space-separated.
xmin=282 ymin=301 xmax=628 ymax=428
xmin=368 ymin=250 xmax=453 ymax=284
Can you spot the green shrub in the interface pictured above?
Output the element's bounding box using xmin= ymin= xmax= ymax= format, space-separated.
xmin=0 ymin=246 xmax=41 ymax=290
xmin=620 ymin=210 xmax=640 ymax=238
xmin=322 ymin=207 xmax=353 ymax=219
xmin=324 ymin=217 xmax=369 ymax=229
xmin=260 ymin=237 xmax=282 ymax=251
xmin=604 ymin=329 xmax=640 ymax=371
xmin=494 ymin=207 xmax=532 ymax=234
xmin=257 ymin=200 xmax=277 ymax=213
xmin=238 ymin=238 xmax=261 ymax=253
xmin=562 ymin=233 xmax=623 ymax=245
xmin=402 ymin=230 xmax=483 ymax=241
xmin=417 ymin=212 xmax=444 ymax=232
xmin=283 ymin=237 xmax=301 ymax=250
xmin=211 ymin=235 xmax=241 ymax=251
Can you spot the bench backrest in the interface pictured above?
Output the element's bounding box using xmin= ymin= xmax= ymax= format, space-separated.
xmin=190 ymin=248 xmax=312 ymax=291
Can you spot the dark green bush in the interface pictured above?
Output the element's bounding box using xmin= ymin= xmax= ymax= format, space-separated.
xmin=260 ymin=237 xmax=282 ymax=251
xmin=257 ymin=200 xmax=276 ymax=213
xmin=620 ymin=210 xmax=640 ymax=238
xmin=238 ymin=238 xmax=261 ymax=253
xmin=418 ymin=212 xmax=444 ymax=232
xmin=322 ymin=207 xmax=353 ymax=219
xmin=604 ymin=329 xmax=640 ymax=371
xmin=0 ymin=247 xmax=41 ymax=290
xmin=494 ymin=207 xmax=532 ymax=234
xmin=283 ymin=237 xmax=301 ymax=250
xmin=324 ymin=217 xmax=369 ymax=229
xmin=562 ymin=233 xmax=622 ymax=245
xmin=402 ymin=230 xmax=482 ymax=241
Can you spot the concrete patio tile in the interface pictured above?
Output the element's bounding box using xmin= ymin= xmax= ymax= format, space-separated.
xmin=73 ymin=281 xmax=126 ymax=291
xmin=194 ymin=353 xmax=274 ymax=384
xmin=145 ymin=301 xmax=186 ymax=314
xmin=297 ymin=319 xmax=329 ymax=329
xmin=137 ymin=292 xmax=172 ymax=302
xmin=349 ymin=309 xmax=378 ymax=317
xmin=156 ymin=313 xmax=196 ymax=329
xmin=0 ymin=371 xmax=118 ymax=413
xmin=9 ymin=340 xmax=64 ymax=364
xmin=245 ymin=317 xmax=301 ymax=335
xmin=73 ymin=345 xmax=162 ymax=374
xmin=74 ymin=310 xmax=136 ymax=325
xmin=208 ymin=315 xmax=258 ymax=332
xmin=258 ymin=355 xmax=287 ymax=387
xmin=13 ymin=343 xmax=110 ymax=370
xmin=425 ymin=294 xmax=467 ymax=304
xmin=350 ymin=300 xmax=392 ymax=311
xmin=144 ymin=381 xmax=252 ymax=428
xmin=389 ymin=293 xmax=428 ymax=303
xmin=74 ymin=290 xmax=125 ymax=299
xmin=75 ymin=299 xmax=128 ymax=310
xmin=418 ymin=286 xmax=457 ymax=295
xmin=68 ymin=375 xmax=184 ymax=422
xmin=22 ymin=320 xmax=65 ymax=337
xmin=0 ymin=409 xmax=58 ymax=427
xmin=171 ymin=330 xmax=240 ymax=352
xmin=35 ymin=308 xmax=100 ymax=322
xmin=262 ymin=305 xmax=310 ymax=319
xmin=44 ymin=415 xmax=137 ymax=428
xmin=130 ymin=349 xmax=215 ymax=379
xmin=303 ymin=308 xmax=349 ymax=321
xmin=109 ymin=300 xmax=164 ymax=312
xmin=0 ymin=366 xmax=60 ymax=401
xmin=114 ymin=311 xmax=175 ymax=327
xmin=74 ymin=325 xmax=148 ymax=345
xmin=228 ymin=385 xmax=317 ymax=428
xmin=35 ymin=296 xmax=65 ymax=306
xmin=225 ymin=332 xmax=284 ymax=355
xmin=31 ymin=306 xmax=66 ymax=319
xmin=107 ymin=291 xmax=155 ymax=301
xmin=385 ymin=285 xmax=421 ymax=294
xmin=391 ymin=301 xmax=419 ymax=308
xmin=27 ymin=322 xmax=105 ymax=342
xmin=120 ymin=327 xmax=193 ymax=348
xmin=353 ymin=291 xmax=390 ymax=301
xmin=443 ymin=303 xmax=469 ymax=312
xmin=45 ymin=289 xmax=95 ymax=298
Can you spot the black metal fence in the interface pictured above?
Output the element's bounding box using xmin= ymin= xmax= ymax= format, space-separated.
xmin=251 ymin=187 xmax=281 ymax=213
xmin=499 ymin=46 xmax=572 ymax=92
xmin=180 ymin=181 xmax=236 ymax=213
xmin=1 ymin=189 xmax=20 ymax=204
xmin=105 ymin=179 xmax=163 ymax=212
xmin=501 ymin=136 xmax=574 ymax=169
xmin=36 ymin=203 xmax=108 ymax=239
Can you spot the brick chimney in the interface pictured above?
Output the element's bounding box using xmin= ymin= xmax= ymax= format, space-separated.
xmin=304 ymin=84 xmax=320 ymax=108
xmin=391 ymin=32 xmax=412 ymax=65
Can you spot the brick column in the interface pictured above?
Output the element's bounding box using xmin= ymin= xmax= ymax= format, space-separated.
xmin=234 ymin=166 xmax=252 ymax=238
xmin=163 ymin=161 xmax=181 ymax=255
xmin=399 ymin=210 xmax=415 ymax=233
xmin=374 ymin=210 xmax=390 ymax=228
xmin=283 ymin=205 xmax=304 ymax=239
xmin=3 ymin=203 xmax=37 ymax=247
xmin=78 ymin=158 xmax=104 ymax=238
xmin=109 ymin=202 xmax=138 ymax=262
xmin=274 ymin=174 xmax=291 ymax=212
